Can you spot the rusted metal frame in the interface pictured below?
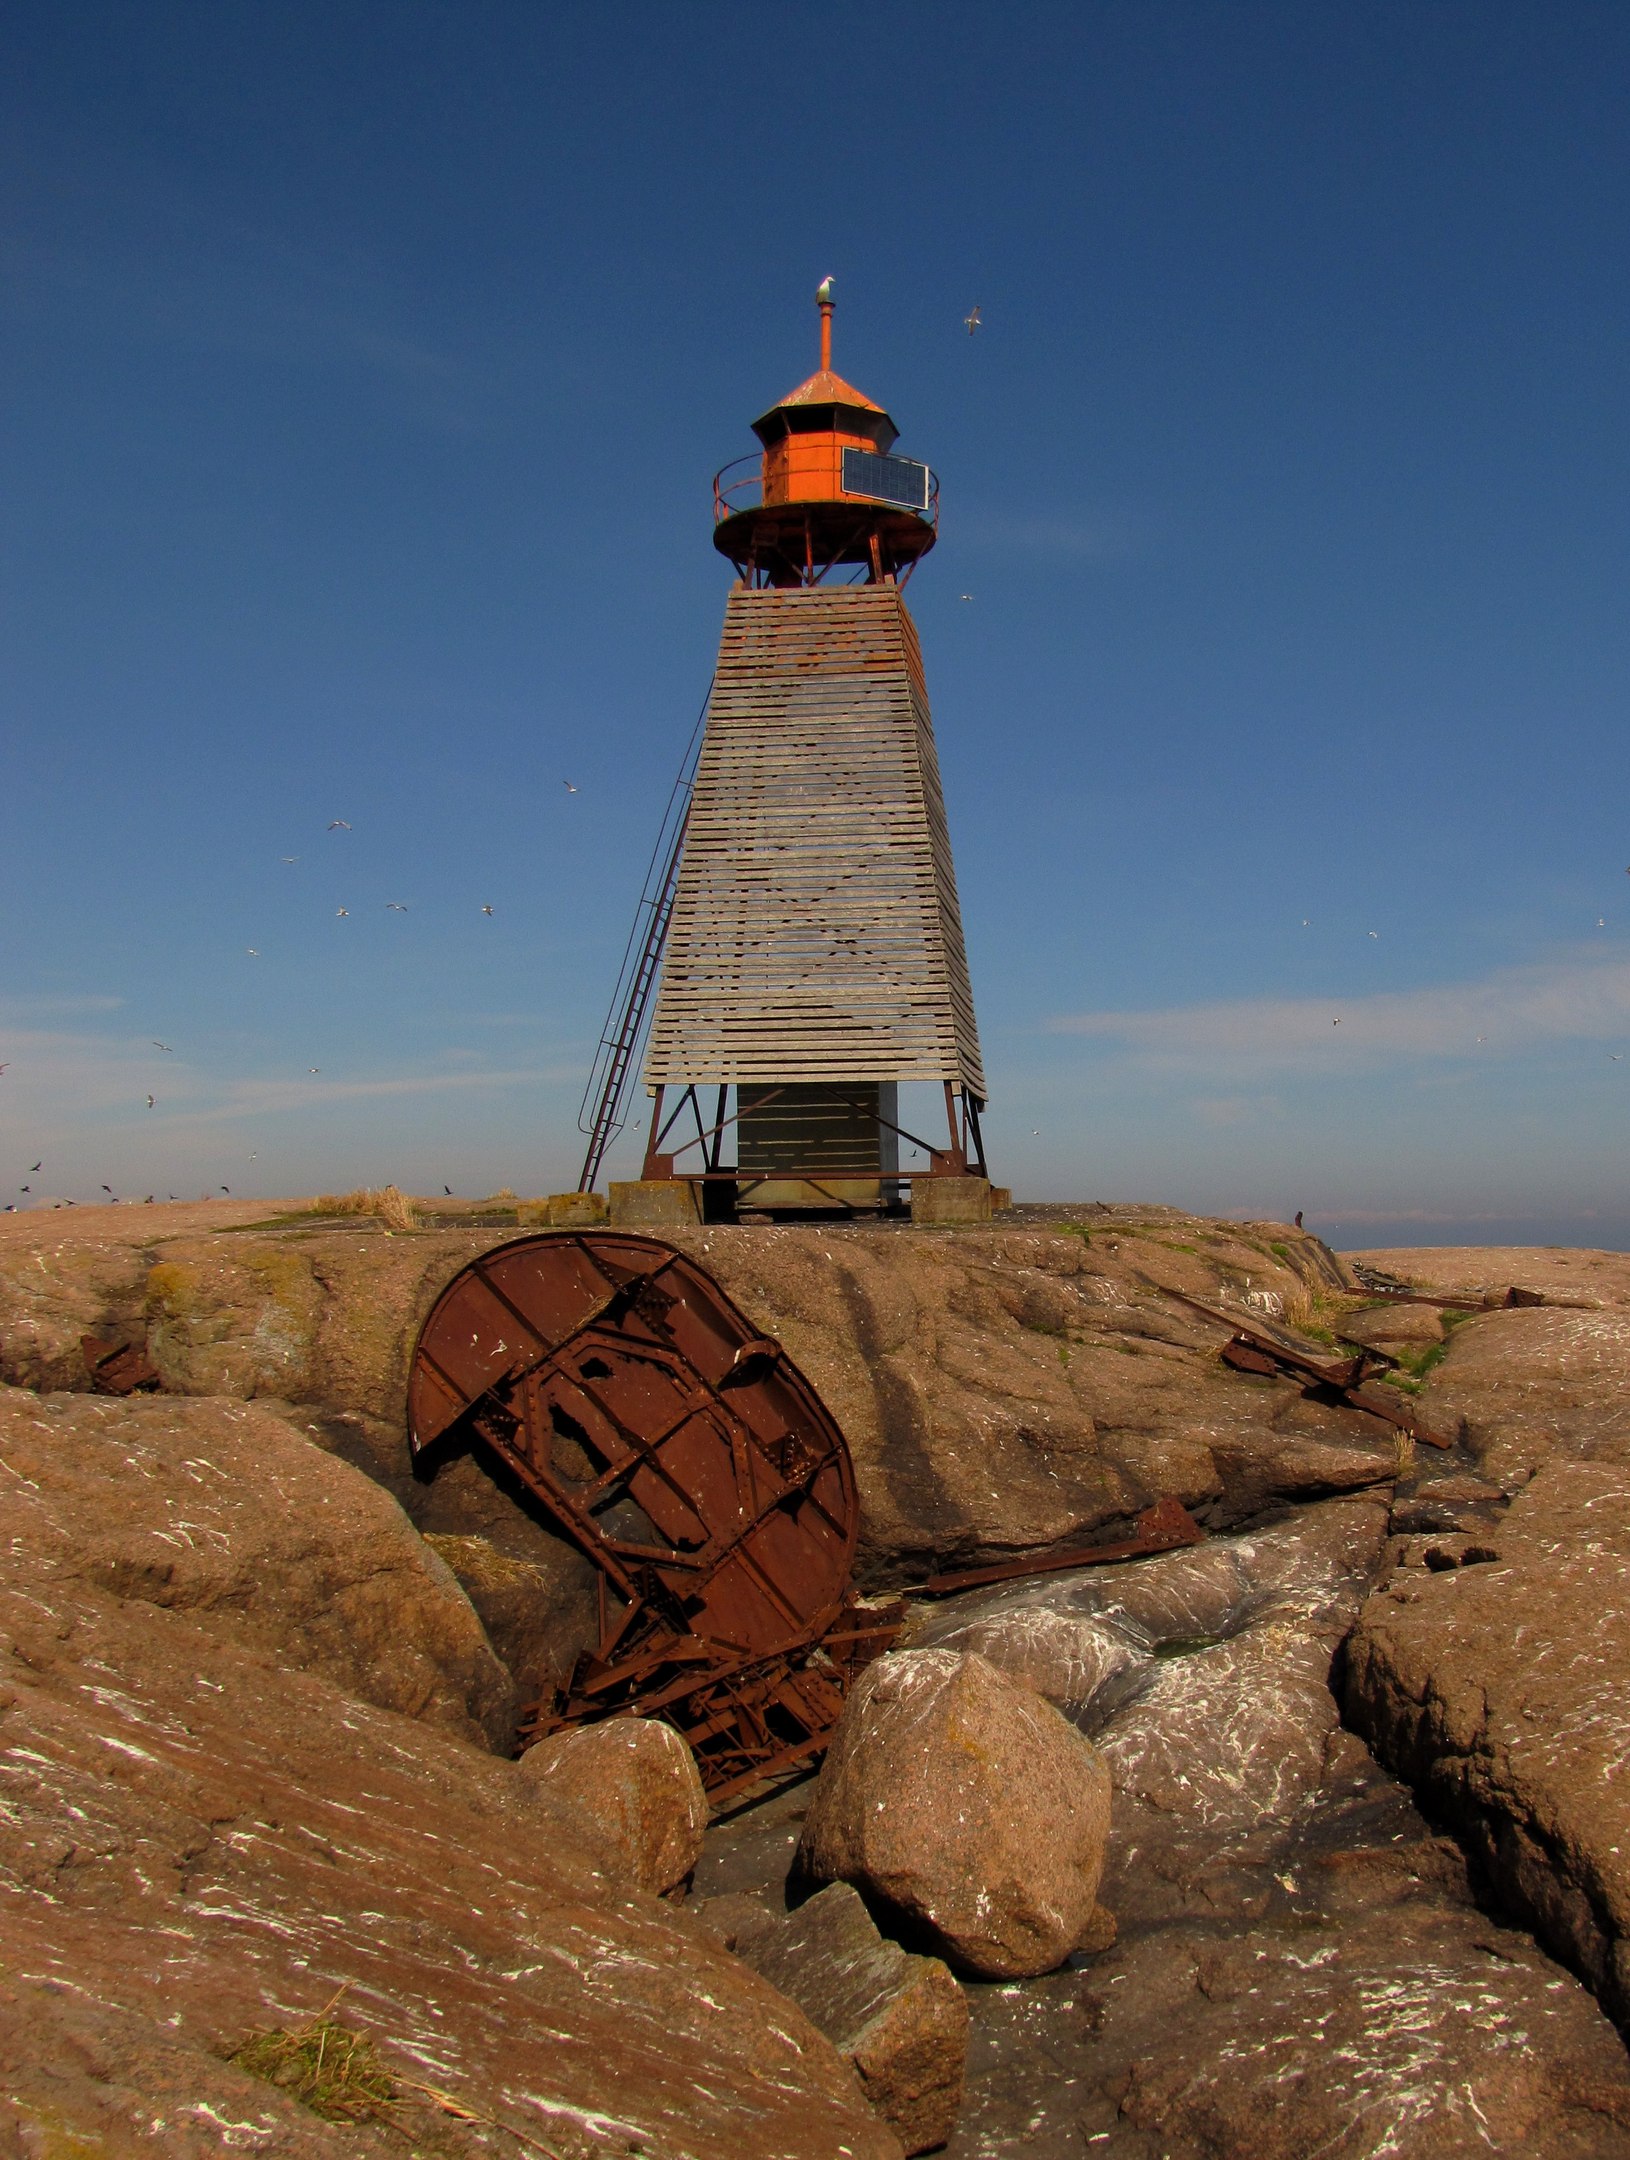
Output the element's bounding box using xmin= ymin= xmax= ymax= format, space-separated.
xmin=933 ymin=1080 xmax=967 ymax=1174
xmin=679 ymin=1456 xmax=853 ymax=1613
xmin=916 ymin=1496 xmax=1206 ymax=1597
xmin=654 ymin=1086 xmax=697 ymax=1154
xmin=532 ymin=1329 xmax=842 ymax=1608
xmin=80 ymin=1335 xmax=161 ymax=1396
xmin=573 ymin=1622 xmax=836 ymax=1727
xmin=708 ymin=1086 xmax=729 ymax=1172
xmin=826 ymin=1087 xmax=949 ymax=1163
xmin=470 ymin=1406 xmax=648 ymax=1603
xmin=1176 ymin=1289 xmax=1457 ymax=1449
xmin=641 ymin=1085 xmax=668 ymax=1176
xmin=537 ymin=1351 xmax=748 ymax=1551
xmin=964 ymin=1093 xmax=989 ymax=1177
xmin=662 ymin=1085 xmax=786 ymax=1164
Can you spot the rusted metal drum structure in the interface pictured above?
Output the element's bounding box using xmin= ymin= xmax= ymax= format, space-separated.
xmin=408 ymin=1232 xmax=868 ymax=1801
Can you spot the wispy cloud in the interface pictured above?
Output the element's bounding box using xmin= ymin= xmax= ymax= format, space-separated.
xmin=1049 ymin=948 xmax=1630 ymax=1072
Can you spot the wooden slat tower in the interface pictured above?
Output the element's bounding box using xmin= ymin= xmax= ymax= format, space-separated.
xmin=623 ymin=282 xmax=991 ymax=1219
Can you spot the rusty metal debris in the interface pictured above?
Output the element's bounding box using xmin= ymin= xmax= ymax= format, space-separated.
xmin=409 ymin=1234 xmax=1218 ymax=1805
xmin=1349 ymin=1264 xmax=1560 ymax=1310
xmin=1204 ymin=1313 xmax=1455 ymax=1449
xmin=409 ymin=1232 xmax=866 ymax=1802
xmin=80 ymin=1334 xmax=161 ymax=1396
xmin=916 ymin=1496 xmax=1206 ymax=1598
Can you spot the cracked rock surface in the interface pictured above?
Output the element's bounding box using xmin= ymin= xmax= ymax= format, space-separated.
xmin=705 ymin=1492 xmax=1630 ymax=2157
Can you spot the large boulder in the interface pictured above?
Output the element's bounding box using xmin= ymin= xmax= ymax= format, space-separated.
xmin=518 ymin=1716 xmax=708 ymax=1896
xmin=1348 ymin=1456 xmax=1630 ymax=2028
xmin=0 ymin=1382 xmax=515 ymax=1749
xmin=0 ymin=1517 xmax=901 ymax=2158
xmin=797 ymin=1649 xmax=1112 ymax=1978
xmin=709 ymin=1883 xmax=968 ymax=2156
xmin=0 ymin=1203 xmax=1388 ymax=1591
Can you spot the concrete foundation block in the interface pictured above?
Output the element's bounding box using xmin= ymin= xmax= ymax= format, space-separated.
xmin=910 ymin=1176 xmax=994 ymax=1226
xmin=609 ymin=1180 xmax=703 ymax=1229
xmin=547 ymin=1191 xmax=609 ymax=1228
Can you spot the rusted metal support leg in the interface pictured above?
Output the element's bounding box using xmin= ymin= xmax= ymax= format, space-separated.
xmin=965 ymin=1094 xmax=989 ymax=1177
xmin=642 ymin=1087 xmax=668 ymax=1178
xmin=933 ymin=1081 xmax=967 ymax=1175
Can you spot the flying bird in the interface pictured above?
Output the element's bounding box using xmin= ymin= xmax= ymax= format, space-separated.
xmin=959 ymin=593 xmax=974 ymax=602
xmin=280 ymin=856 xmax=298 ymax=864
xmin=964 ymin=304 xmax=982 ymax=335
xmin=1599 ymin=918 xmax=1607 ymax=929
xmin=0 ymin=1064 xmax=8 ymax=1075
xmin=563 ymin=780 xmax=578 ymax=794
xmin=335 ymin=908 xmax=349 ymax=918
xmin=153 ymin=1042 xmax=172 ymax=1052
xmin=328 ymin=820 xmax=352 ymax=831
xmin=220 ymin=1186 xmax=230 ymax=1194
xmin=1368 ymin=930 xmax=1379 ymax=939
xmin=443 ymin=1185 xmax=452 ymax=1195
xmin=386 ymin=902 xmax=408 ymax=912
xmin=308 ymin=1067 xmax=320 ymax=1073
xmin=145 ymin=1095 xmax=154 ymax=1109
xmin=246 ymin=947 xmax=260 ymax=957
xmin=19 ymin=1187 xmax=28 ymax=1195
xmin=29 ymin=1162 xmax=40 ymax=1172
xmin=481 ymin=904 xmax=494 ymax=916
xmin=101 ymin=1185 xmax=114 ymax=1195
xmin=1332 ymin=1017 xmax=1341 ymax=1026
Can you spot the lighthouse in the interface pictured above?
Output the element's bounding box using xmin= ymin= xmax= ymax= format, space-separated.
xmin=596 ymin=283 xmax=993 ymax=1226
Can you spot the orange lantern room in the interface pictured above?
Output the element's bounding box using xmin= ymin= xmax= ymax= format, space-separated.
xmin=712 ymin=279 xmax=939 ymax=587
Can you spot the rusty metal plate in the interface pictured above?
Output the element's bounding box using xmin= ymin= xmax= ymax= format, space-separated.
xmin=408 ymin=1232 xmax=861 ymax=1798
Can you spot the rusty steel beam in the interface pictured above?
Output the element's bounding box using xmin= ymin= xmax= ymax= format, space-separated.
xmin=915 ymin=1497 xmax=1206 ymax=1598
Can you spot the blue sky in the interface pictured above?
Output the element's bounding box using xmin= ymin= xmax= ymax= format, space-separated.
xmin=4 ymin=2 xmax=1628 ymax=1245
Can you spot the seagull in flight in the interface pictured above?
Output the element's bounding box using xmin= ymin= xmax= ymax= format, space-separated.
xmin=481 ymin=904 xmax=495 ymax=916
xmin=246 ymin=947 xmax=260 ymax=957
xmin=308 ymin=1067 xmax=320 ymax=1074
xmin=563 ymin=780 xmax=578 ymax=794
xmin=153 ymin=1041 xmax=172 ymax=1052
xmin=1368 ymin=930 xmax=1379 ymax=939
xmin=280 ymin=856 xmax=298 ymax=865
xmin=335 ymin=907 xmax=349 ymax=918
xmin=964 ymin=304 xmax=982 ymax=335
xmin=28 ymin=1162 xmax=40 ymax=1172
xmin=145 ymin=1095 xmax=154 ymax=1109
xmin=220 ymin=1186 xmax=230 ymax=1195
xmin=101 ymin=1185 xmax=114 ymax=1195
xmin=328 ymin=820 xmax=351 ymax=831
xmin=386 ymin=902 xmax=408 ymax=912
xmin=959 ymin=593 xmax=974 ymax=602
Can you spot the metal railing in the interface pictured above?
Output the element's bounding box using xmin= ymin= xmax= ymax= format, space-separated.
xmin=712 ymin=455 xmax=940 ymax=528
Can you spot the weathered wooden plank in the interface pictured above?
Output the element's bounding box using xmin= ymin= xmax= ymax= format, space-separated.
xmin=643 ymin=584 xmax=985 ymax=1092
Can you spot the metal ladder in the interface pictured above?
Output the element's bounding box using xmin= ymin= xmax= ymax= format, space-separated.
xmin=575 ymin=683 xmax=709 ymax=1192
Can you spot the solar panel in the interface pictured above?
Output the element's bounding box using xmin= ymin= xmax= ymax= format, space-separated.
xmin=841 ymin=448 xmax=930 ymax=512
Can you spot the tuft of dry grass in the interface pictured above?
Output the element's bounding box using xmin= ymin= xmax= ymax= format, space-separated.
xmin=228 ymin=2010 xmax=396 ymax=2123
xmin=226 ymin=1991 xmax=567 ymax=2154
xmin=308 ymin=1185 xmax=418 ymax=1230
